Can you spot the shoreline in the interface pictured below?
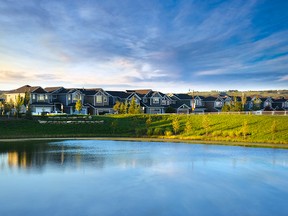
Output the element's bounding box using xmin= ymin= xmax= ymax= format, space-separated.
xmin=1 ymin=137 xmax=288 ymax=149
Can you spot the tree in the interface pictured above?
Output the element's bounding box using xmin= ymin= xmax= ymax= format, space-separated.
xmin=202 ymin=115 xmax=210 ymax=136
xmin=165 ymin=106 xmax=176 ymax=113
xmin=222 ymin=104 xmax=230 ymax=112
xmin=0 ymin=101 xmax=4 ymax=116
xmin=271 ymin=120 xmax=277 ymax=140
xmin=24 ymin=91 xmax=30 ymax=107
xmin=118 ymin=102 xmax=127 ymax=114
xmin=75 ymin=99 xmax=83 ymax=114
xmin=185 ymin=118 xmax=193 ymax=134
xmin=146 ymin=116 xmax=152 ymax=128
xmin=172 ymin=117 xmax=180 ymax=135
xmin=113 ymin=101 xmax=121 ymax=114
xmin=242 ymin=120 xmax=248 ymax=140
xmin=14 ymin=94 xmax=24 ymax=118
xmin=128 ymin=97 xmax=137 ymax=114
xmin=241 ymin=93 xmax=247 ymax=110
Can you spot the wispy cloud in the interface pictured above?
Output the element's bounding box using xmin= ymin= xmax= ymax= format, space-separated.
xmin=0 ymin=0 xmax=287 ymax=91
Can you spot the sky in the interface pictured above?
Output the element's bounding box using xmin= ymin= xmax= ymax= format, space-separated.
xmin=0 ymin=0 xmax=288 ymax=92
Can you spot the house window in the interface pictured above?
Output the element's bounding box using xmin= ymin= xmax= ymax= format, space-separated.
xmin=96 ymin=95 xmax=102 ymax=103
xmin=73 ymin=93 xmax=81 ymax=101
xmin=143 ymin=98 xmax=147 ymax=103
xmin=284 ymin=102 xmax=288 ymax=108
xmin=195 ymin=99 xmax=202 ymax=106
xmin=161 ymin=100 xmax=166 ymax=105
xmin=215 ymin=101 xmax=222 ymax=107
xmin=103 ymin=97 xmax=107 ymax=102
xmin=53 ymin=95 xmax=57 ymax=100
xmin=38 ymin=94 xmax=45 ymax=101
xmin=45 ymin=95 xmax=48 ymax=100
xmin=264 ymin=102 xmax=271 ymax=107
xmin=68 ymin=95 xmax=71 ymax=100
xmin=153 ymin=97 xmax=159 ymax=104
xmin=32 ymin=94 xmax=36 ymax=100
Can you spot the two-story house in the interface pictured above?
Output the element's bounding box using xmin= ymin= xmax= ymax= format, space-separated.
xmin=5 ymin=85 xmax=54 ymax=114
xmin=83 ymin=88 xmax=113 ymax=115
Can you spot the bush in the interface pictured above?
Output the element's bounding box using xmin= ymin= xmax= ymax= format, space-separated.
xmin=153 ymin=127 xmax=163 ymax=136
xmin=147 ymin=128 xmax=154 ymax=136
xmin=135 ymin=128 xmax=147 ymax=137
xmin=212 ymin=130 xmax=222 ymax=137
xmin=228 ymin=131 xmax=236 ymax=138
xmin=165 ymin=129 xmax=173 ymax=136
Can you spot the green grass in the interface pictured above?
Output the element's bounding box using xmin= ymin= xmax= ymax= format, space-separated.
xmin=0 ymin=114 xmax=287 ymax=146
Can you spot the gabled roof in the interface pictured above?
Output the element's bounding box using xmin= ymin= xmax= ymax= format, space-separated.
xmin=172 ymin=94 xmax=192 ymax=100
xmin=81 ymin=88 xmax=103 ymax=95
xmin=126 ymin=89 xmax=152 ymax=95
xmin=44 ymin=87 xmax=63 ymax=93
xmin=8 ymin=85 xmax=47 ymax=94
xmin=106 ymin=91 xmax=130 ymax=98
xmin=202 ymin=96 xmax=217 ymax=102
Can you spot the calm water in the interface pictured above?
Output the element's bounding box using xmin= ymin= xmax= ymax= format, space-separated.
xmin=0 ymin=140 xmax=287 ymax=216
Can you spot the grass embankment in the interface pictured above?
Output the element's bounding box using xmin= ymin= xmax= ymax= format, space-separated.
xmin=0 ymin=114 xmax=287 ymax=147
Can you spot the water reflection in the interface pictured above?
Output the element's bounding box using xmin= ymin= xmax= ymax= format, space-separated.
xmin=0 ymin=140 xmax=288 ymax=216
xmin=0 ymin=140 xmax=288 ymax=172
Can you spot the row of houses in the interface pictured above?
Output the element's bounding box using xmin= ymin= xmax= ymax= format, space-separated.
xmin=3 ymin=85 xmax=288 ymax=115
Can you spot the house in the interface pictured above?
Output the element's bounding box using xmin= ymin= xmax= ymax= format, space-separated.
xmin=202 ymin=96 xmax=223 ymax=112
xmin=126 ymin=89 xmax=172 ymax=114
xmin=272 ymin=97 xmax=288 ymax=110
xmin=45 ymin=87 xmax=87 ymax=114
xmin=82 ymin=88 xmax=113 ymax=115
xmin=5 ymin=85 xmax=54 ymax=114
xmin=261 ymin=97 xmax=274 ymax=110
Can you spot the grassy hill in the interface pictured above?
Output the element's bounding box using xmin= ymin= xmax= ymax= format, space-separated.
xmin=0 ymin=114 xmax=287 ymax=147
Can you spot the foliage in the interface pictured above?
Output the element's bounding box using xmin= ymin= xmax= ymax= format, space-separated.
xmin=271 ymin=120 xmax=277 ymax=140
xmin=146 ymin=116 xmax=152 ymax=128
xmin=172 ymin=117 xmax=180 ymax=135
xmin=165 ymin=106 xmax=176 ymax=113
xmin=184 ymin=118 xmax=193 ymax=133
xmin=14 ymin=94 xmax=24 ymax=118
xmin=153 ymin=127 xmax=163 ymax=135
xmin=202 ymin=115 xmax=210 ymax=136
xmin=242 ymin=120 xmax=248 ymax=140
xmin=113 ymin=101 xmax=121 ymax=114
xmin=75 ymin=99 xmax=83 ymax=113
xmin=24 ymin=91 xmax=30 ymax=106
xmin=0 ymin=114 xmax=287 ymax=145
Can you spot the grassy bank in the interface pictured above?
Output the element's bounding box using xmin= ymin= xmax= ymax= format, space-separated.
xmin=0 ymin=114 xmax=287 ymax=146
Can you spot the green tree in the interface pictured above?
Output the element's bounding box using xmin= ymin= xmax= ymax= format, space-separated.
xmin=271 ymin=120 xmax=277 ymax=140
xmin=14 ymin=94 xmax=24 ymax=118
xmin=128 ymin=97 xmax=137 ymax=114
xmin=242 ymin=120 xmax=248 ymax=140
xmin=172 ymin=117 xmax=180 ymax=135
xmin=75 ymin=99 xmax=83 ymax=114
xmin=165 ymin=106 xmax=176 ymax=113
xmin=241 ymin=93 xmax=247 ymax=110
xmin=113 ymin=101 xmax=121 ymax=114
xmin=111 ymin=120 xmax=118 ymax=134
xmin=222 ymin=104 xmax=230 ymax=112
xmin=24 ymin=91 xmax=30 ymax=106
xmin=0 ymin=101 xmax=4 ymax=115
xmin=202 ymin=115 xmax=210 ymax=136
xmin=146 ymin=115 xmax=152 ymax=128
xmin=119 ymin=102 xmax=126 ymax=114
xmin=185 ymin=118 xmax=193 ymax=134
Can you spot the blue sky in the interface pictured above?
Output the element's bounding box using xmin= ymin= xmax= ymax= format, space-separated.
xmin=0 ymin=0 xmax=287 ymax=92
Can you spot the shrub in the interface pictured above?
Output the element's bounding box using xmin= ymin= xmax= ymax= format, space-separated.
xmin=212 ymin=130 xmax=222 ymax=137
xmin=165 ymin=129 xmax=173 ymax=136
xmin=135 ymin=128 xmax=147 ymax=137
xmin=154 ymin=127 xmax=163 ymax=136
xmin=147 ymin=128 xmax=154 ymax=136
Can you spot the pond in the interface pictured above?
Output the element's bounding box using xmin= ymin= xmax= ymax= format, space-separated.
xmin=0 ymin=140 xmax=287 ymax=216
